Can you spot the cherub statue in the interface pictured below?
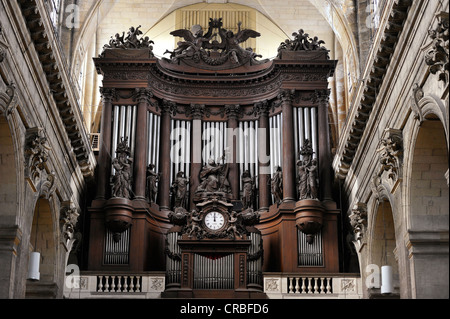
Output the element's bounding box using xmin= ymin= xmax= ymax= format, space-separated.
xmin=165 ymin=24 xmax=216 ymax=62
xmin=187 ymin=210 xmax=203 ymax=238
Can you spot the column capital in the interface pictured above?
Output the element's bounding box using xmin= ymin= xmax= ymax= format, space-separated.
xmin=132 ymin=87 xmax=153 ymax=104
xmin=225 ymin=104 xmax=242 ymax=119
xmin=252 ymin=100 xmax=271 ymax=117
xmin=185 ymin=103 xmax=206 ymax=119
xmin=314 ymin=89 xmax=330 ymax=105
xmin=160 ymin=99 xmax=177 ymax=116
xmin=100 ymin=87 xmax=118 ymax=103
xmin=278 ymin=89 xmax=295 ymax=102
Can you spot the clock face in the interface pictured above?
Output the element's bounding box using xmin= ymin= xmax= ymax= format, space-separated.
xmin=204 ymin=211 xmax=225 ymax=231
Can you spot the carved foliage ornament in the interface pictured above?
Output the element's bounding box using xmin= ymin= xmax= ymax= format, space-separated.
xmin=25 ymin=127 xmax=52 ymax=192
xmin=424 ymin=12 xmax=449 ymax=84
xmin=60 ymin=204 xmax=80 ymax=250
xmin=348 ymin=203 xmax=367 ymax=242
xmin=376 ymin=128 xmax=403 ymax=181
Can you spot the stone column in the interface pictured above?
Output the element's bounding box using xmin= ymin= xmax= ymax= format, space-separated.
xmin=225 ymin=104 xmax=241 ymax=200
xmin=158 ymin=100 xmax=175 ymax=210
xmin=0 ymin=225 xmax=22 ymax=298
xmin=132 ymin=88 xmax=151 ymax=199
xmin=254 ymin=101 xmax=271 ymax=210
xmin=188 ymin=104 xmax=205 ymax=210
xmin=96 ymin=87 xmax=116 ymax=199
xmin=316 ymin=89 xmax=333 ymax=201
xmin=280 ymin=89 xmax=296 ymax=201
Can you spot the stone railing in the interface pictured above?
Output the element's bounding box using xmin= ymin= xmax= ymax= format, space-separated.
xmin=263 ymin=273 xmax=363 ymax=299
xmin=63 ymin=272 xmax=362 ymax=299
xmin=63 ymin=272 xmax=166 ymax=299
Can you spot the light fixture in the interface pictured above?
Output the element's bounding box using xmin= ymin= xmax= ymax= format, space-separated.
xmin=380 ymin=200 xmax=393 ymax=295
xmin=27 ymin=198 xmax=41 ymax=281
xmin=381 ymin=265 xmax=393 ymax=294
xmin=27 ymin=252 xmax=41 ymax=281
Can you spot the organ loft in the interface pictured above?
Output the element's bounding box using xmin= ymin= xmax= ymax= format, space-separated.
xmin=88 ymin=18 xmax=340 ymax=298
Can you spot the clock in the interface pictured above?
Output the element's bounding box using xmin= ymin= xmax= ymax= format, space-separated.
xmin=204 ymin=211 xmax=225 ymax=231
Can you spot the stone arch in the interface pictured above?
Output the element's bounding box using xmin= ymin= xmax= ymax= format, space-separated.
xmin=366 ymin=196 xmax=400 ymax=297
xmin=403 ymin=109 xmax=449 ymax=298
xmin=25 ymin=196 xmax=61 ymax=298
xmin=0 ymin=113 xmax=20 ymax=298
xmin=0 ymin=94 xmax=26 ymax=298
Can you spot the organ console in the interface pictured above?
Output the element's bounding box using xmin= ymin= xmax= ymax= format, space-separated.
xmin=87 ymin=19 xmax=341 ymax=298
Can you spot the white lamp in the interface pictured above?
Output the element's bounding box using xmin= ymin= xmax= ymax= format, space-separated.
xmin=27 ymin=251 xmax=41 ymax=281
xmin=381 ymin=265 xmax=393 ymax=294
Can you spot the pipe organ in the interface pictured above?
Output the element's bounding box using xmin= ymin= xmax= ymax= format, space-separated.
xmin=88 ymin=20 xmax=341 ymax=298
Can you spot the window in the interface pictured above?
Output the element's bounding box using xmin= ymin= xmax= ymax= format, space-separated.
xmin=48 ymin=0 xmax=61 ymax=28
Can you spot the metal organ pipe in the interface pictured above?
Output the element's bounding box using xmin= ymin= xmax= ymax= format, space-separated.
xmin=111 ymin=105 xmax=136 ymax=172
xmin=311 ymin=107 xmax=318 ymax=159
xmin=170 ymin=120 xmax=191 ymax=186
xmin=147 ymin=112 xmax=161 ymax=174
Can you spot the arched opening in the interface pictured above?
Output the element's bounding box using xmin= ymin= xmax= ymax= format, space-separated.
xmin=370 ymin=199 xmax=399 ymax=298
xmin=409 ymin=117 xmax=449 ymax=299
xmin=25 ymin=198 xmax=58 ymax=298
xmin=0 ymin=116 xmax=17 ymax=226
xmin=410 ymin=118 xmax=449 ymax=230
xmin=0 ymin=115 xmax=19 ymax=298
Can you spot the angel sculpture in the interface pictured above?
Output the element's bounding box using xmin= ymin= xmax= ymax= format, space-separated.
xmin=217 ymin=21 xmax=261 ymax=64
xmin=125 ymin=25 xmax=143 ymax=48
xmin=164 ymin=24 xmax=216 ymax=62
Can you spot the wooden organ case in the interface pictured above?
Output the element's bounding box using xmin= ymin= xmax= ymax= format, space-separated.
xmin=89 ymin=20 xmax=339 ymax=298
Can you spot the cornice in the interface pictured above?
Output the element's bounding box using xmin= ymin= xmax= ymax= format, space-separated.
xmin=334 ymin=0 xmax=413 ymax=180
xmin=16 ymin=0 xmax=95 ymax=179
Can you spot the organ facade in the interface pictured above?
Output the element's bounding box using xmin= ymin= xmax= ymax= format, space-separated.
xmin=88 ymin=19 xmax=340 ymax=298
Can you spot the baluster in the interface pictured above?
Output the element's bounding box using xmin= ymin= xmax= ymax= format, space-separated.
xmin=123 ymin=276 xmax=129 ymax=292
xmin=288 ymin=277 xmax=294 ymax=293
xmin=117 ymin=276 xmax=122 ymax=292
xmin=301 ymin=277 xmax=306 ymax=294
xmin=307 ymin=277 xmax=312 ymax=294
xmin=313 ymin=277 xmax=319 ymax=294
xmin=97 ymin=276 xmax=103 ymax=292
xmin=130 ymin=275 xmax=135 ymax=292
xmin=105 ymin=276 xmax=110 ymax=292
xmin=111 ymin=275 xmax=116 ymax=292
xmin=136 ymin=276 xmax=141 ymax=292
xmin=294 ymin=277 xmax=300 ymax=293
xmin=320 ymin=277 xmax=325 ymax=294
xmin=326 ymin=277 xmax=332 ymax=294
